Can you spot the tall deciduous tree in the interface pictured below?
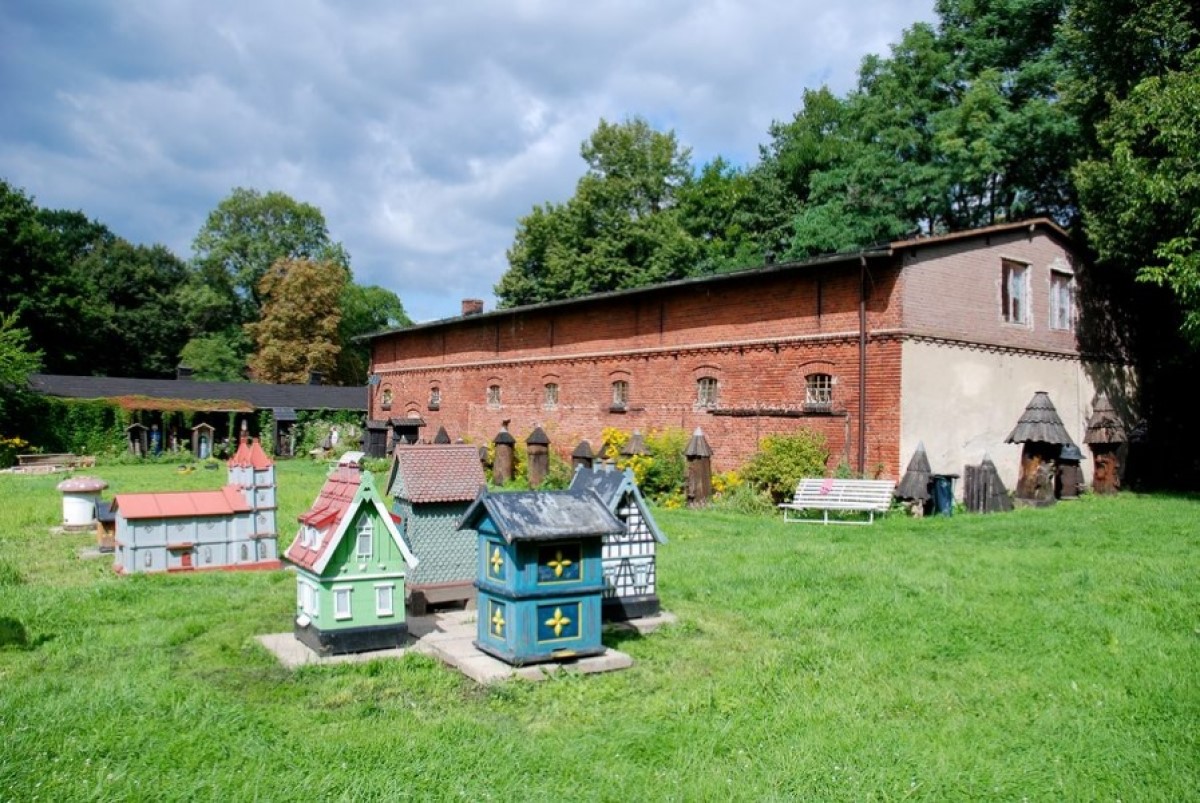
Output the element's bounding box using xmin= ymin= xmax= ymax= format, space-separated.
xmin=245 ymin=258 xmax=348 ymax=384
xmin=192 ymin=188 xmax=349 ymax=321
xmin=333 ymin=284 xmax=411 ymax=386
xmin=496 ymin=117 xmax=700 ymax=307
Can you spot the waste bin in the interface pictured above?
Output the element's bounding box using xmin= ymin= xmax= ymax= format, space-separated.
xmin=931 ymin=473 xmax=959 ymax=516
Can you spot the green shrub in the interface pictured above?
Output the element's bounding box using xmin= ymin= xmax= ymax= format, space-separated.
xmin=742 ymin=429 xmax=830 ymax=503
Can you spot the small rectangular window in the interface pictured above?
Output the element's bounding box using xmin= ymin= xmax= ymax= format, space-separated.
xmin=611 ymin=380 xmax=629 ymax=408
xmin=1050 ymin=272 xmax=1074 ymax=331
xmin=375 ymin=585 xmax=394 ymax=617
xmin=356 ymin=518 xmax=373 ymax=560
xmin=696 ymin=377 xmax=718 ymax=408
xmin=805 ymin=374 xmax=833 ymax=409
xmin=543 ymin=383 xmax=559 ymax=409
xmin=334 ymin=587 xmax=352 ymax=619
xmin=428 ymin=387 xmax=441 ymax=409
xmin=486 ymin=384 xmax=501 ymax=407
xmin=1002 ymin=259 xmax=1029 ymax=324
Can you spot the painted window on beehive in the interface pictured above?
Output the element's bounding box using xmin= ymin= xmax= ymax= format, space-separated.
xmin=334 ymin=587 xmax=352 ymax=620
xmin=356 ymin=517 xmax=373 ymax=560
xmin=536 ymin=601 xmax=581 ymax=643
xmin=537 ymin=543 xmax=582 ymax=584
xmin=375 ymin=584 xmax=394 ymax=617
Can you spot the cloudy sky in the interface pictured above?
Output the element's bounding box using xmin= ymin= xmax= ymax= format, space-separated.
xmin=1 ymin=1 xmax=935 ymax=323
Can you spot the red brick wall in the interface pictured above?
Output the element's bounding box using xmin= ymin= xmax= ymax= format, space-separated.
xmin=372 ymin=258 xmax=904 ymax=476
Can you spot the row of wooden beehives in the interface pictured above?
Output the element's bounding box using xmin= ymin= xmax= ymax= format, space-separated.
xmin=283 ymin=442 xmax=668 ymax=662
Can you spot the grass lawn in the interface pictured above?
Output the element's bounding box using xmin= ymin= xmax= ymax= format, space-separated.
xmin=1 ymin=461 xmax=1197 ymax=800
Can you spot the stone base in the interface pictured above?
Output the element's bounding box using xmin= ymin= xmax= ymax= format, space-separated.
xmin=294 ymin=621 xmax=409 ymax=656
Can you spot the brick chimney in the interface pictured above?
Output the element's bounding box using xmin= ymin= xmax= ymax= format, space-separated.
xmin=461 ymin=298 xmax=484 ymax=316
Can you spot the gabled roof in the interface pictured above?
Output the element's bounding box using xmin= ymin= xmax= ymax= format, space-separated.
xmin=386 ymin=444 xmax=485 ymax=503
xmin=364 ymin=218 xmax=1073 ymax=340
xmin=228 ymin=438 xmax=273 ymax=469
xmin=458 ymin=489 xmax=624 ymax=543
xmin=113 ymin=486 xmax=250 ymax=520
xmin=27 ymin=374 xmax=366 ymax=412
xmin=568 ymin=466 xmax=667 ymax=543
xmin=285 ymin=465 xmax=417 ymax=574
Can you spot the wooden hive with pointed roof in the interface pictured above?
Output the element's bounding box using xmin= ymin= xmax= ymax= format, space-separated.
xmin=385 ymin=443 xmax=486 ymax=613
xmin=285 ymin=453 xmax=418 ymax=655
xmin=1006 ymin=392 xmax=1075 ymax=504
xmin=1085 ymin=392 xmax=1126 ymax=494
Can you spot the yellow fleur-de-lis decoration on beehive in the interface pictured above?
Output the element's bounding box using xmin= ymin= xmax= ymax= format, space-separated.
xmin=491 ymin=607 xmax=506 ymax=636
xmin=490 ymin=545 xmax=503 ymax=574
xmin=547 ymin=550 xmax=572 ymax=578
xmin=544 ymin=607 xmax=571 ymax=637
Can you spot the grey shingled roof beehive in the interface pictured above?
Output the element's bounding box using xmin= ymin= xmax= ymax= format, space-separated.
xmin=1005 ymin=391 xmax=1075 ymax=446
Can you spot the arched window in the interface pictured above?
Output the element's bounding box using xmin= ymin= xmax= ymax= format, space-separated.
xmin=805 ymin=373 xmax=833 ymax=409
xmin=240 ymin=544 xmax=249 ymax=562
xmin=696 ymin=377 xmax=718 ymax=408
xmin=380 ymin=387 xmax=393 ymax=409
xmin=486 ymin=384 xmax=501 ymax=408
xmin=544 ymin=383 xmax=559 ymax=409
xmin=428 ymin=386 xmax=441 ymax=409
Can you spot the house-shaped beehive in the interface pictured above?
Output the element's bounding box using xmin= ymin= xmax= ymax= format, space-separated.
xmin=461 ymin=489 xmax=622 ymax=666
xmin=385 ymin=443 xmax=485 ymax=614
xmin=112 ymin=438 xmax=280 ymax=574
xmin=284 ymin=452 xmax=418 ymax=656
xmin=568 ymin=465 xmax=667 ymax=621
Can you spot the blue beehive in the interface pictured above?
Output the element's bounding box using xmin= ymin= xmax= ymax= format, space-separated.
xmin=459 ymin=489 xmax=624 ymax=666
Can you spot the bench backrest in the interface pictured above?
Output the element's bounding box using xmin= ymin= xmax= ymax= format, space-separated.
xmin=793 ymin=478 xmax=896 ymax=511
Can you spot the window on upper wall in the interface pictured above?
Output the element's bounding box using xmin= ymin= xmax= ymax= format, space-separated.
xmin=696 ymin=377 xmax=718 ymax=408
xmin=1050 ymin=272 xmax=1074 ymax=331
xmin=544 ymin=383 xmax=559 ymax=409
xmin=428 ymin=386 xmax=441 ymax=410
xmin=486 ymin=384 xmax=501 ymax=408
xmin=1002 ymin=259 xmax=1030 ymax=325
xmin=380 ymin=387 xmax=392 ymax=409
xmin=611 ymin=380 xmax=629 ymax=409
xmin=805 ymin=373 xmax=833 ymax=410
xmin=356 ymin=518 xmax=373 ymax=560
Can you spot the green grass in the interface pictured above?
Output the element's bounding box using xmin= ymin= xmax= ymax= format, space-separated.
xmin=1 ymin=463 xmax=1197 ymax=800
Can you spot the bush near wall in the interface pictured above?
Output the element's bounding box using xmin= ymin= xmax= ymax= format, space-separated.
xmin=741 ymin=429 xmax=831 ymax=503
xmin=4 ymin=394 xmax=127 ymax=458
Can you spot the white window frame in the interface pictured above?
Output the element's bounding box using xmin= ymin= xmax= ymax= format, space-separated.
xmin=805 ymin=373 xmax=833 ymax=407
xmin=333 ymin=586 xmax=352 ymax=620
xmin=299 ymin=581 xmax=319 ymax=618
xmin=356 ymin=517 xmax=373 ymax=561
xmin=1002 ymin=259 xmax=1030 ymax=325
xmin=1050 ymin=271 xmax=1074 ymax=331
xmin=696 ymin=377 xmax=718 ymax=408
xmin=375 ymin=584 xmax=395 ymax=617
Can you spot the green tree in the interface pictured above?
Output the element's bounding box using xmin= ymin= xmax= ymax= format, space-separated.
xmin=0 ymin=311 xmax=43 ymax=429
xmin=495 ymin=117 xmax=700 ymax=306
xmin=333 ymin=284 xmax=412 ymax=385
xmin=179 ymin=333 xmax=246 ymax=382
xmin=245 ymin=258 xmax=348 ymax=384
xmin=192 ymin=188 xmax=349 ymax=321
xmin=1075 ymin=54 xmax=1200 ymax=343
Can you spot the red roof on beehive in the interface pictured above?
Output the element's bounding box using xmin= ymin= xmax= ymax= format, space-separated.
xmin=285 ymin=463 xmax=364 ymax=571
xmin=387 ymin=444 xmax=484 ymax=503
xmin=228 ymin=438 xmax=273 ymax=469
xmin=113 ymin=486 xmax=250 ymax=519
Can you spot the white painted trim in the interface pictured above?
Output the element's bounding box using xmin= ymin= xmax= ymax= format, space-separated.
xmin=374 ymin=583 xmax=395 ymax=617
xmin=333 ymin=586 xmax=353 ymax=620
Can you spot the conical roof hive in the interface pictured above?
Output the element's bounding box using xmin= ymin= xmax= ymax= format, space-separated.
xmin=1084 ymin=393 xmax=1127 ymax=445
xmin=1005 ymin=391 xmax=1074 ymax=445
xmin=896 ymin=441 xmax=932 ymax=501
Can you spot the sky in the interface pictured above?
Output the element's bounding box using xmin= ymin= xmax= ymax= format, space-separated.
xmin=1 ymin=1 xmax=936 ymax=323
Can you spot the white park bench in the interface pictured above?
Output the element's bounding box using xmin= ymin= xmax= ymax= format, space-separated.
xmin=779 ymin=478 xmax=897 ymax=525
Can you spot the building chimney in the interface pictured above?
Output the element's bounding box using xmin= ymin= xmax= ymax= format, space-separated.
xmin=461 ymin=298 xmax=484 ymax=316
xmin=308 ymin=370 xmax=324 ymax=386
xmin=176 ymin=365 xmax=194 ymax=380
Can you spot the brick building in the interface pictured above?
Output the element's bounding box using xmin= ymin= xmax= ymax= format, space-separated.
xmin=366 ymin=220 xmax=1133 ymax=494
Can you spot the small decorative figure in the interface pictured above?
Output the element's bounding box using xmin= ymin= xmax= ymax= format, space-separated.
xmin=150 ymin=424 xmax=162 ymax=457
